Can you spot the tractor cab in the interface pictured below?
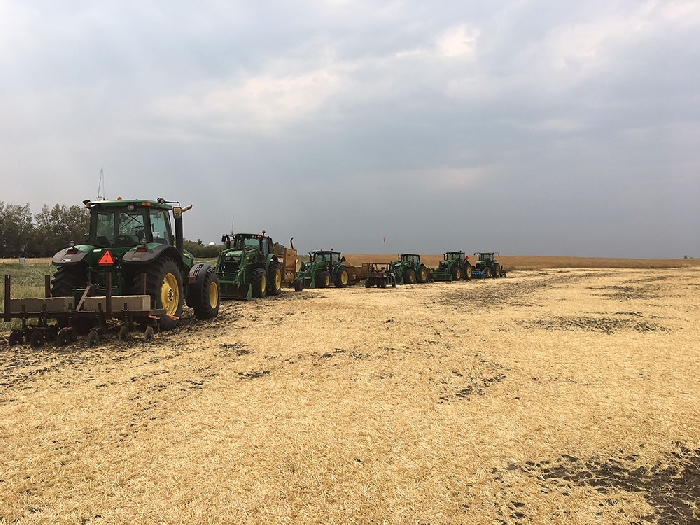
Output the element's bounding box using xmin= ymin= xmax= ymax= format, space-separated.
xmin=225 ymin=233 xmax=272 ymax=257
xmin=400 ymin=254 xmax=421 ymax=265
xmin=444 ymin=251 xmax=466 ymax=262
xmin=310 ymin=251 xmax=343 ymax=266
xmin=88 ymin=200 xmax=174 ymax=250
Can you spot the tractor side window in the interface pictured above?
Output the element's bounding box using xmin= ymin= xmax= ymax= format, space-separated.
xmin=150 ymin=210 xmax=171 ymax=245
xmin=232 ymin=236 xmax=245 ymax=250
xmin=95 ymin=211 xmax=116 ymax=247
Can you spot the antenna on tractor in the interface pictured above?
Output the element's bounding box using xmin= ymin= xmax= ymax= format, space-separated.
xmin=230 ymin=214 xmax=235 ymax=236
xmin=97 ymin=166 xmax=106 ymax=201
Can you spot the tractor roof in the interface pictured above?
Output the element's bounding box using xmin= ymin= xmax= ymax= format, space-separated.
xmin=234 ymin=233 xmax=268 ymax=239
xmin=84 ymin=198 xmax=173 ymax=211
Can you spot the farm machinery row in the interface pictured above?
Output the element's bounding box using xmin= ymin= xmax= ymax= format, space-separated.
xmin=1 ymin=196 xmax=507 ymax=347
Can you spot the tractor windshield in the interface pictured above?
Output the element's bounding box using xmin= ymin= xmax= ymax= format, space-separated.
xmin=91 ymin=208 xmax=147 ymax=248
xmin=401 ymin=254 xmax=419 ymax=264
xmin=232 ymin=236 xmax=261 ymax=250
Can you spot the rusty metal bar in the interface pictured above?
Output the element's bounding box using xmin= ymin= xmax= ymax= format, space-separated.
xmin=3 ymin=275 xmax=10 ymax=322
xmin=106 ymin=271 xmax=113 ymax=318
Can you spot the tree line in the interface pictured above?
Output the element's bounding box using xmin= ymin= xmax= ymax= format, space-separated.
xmin=0 ymin=202 xmax=223 ymax=259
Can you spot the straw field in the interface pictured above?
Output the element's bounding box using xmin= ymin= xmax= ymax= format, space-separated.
xmin=1 ymin=267 xmax=699 ymax=523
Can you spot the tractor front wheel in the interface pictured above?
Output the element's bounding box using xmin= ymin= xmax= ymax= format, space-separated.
xmin=404 ymin=269 xmax=417 ymax=284
xmin=451 ymin=267 xmax=462 ymax=280
xmin=294 ymin=279 xmax=304 ymax=292
xmin=187 ymin=263 xmax=220 ymax=319
xmin=136 ymin=257 xmax=184 ymax=330
xmin=417 ymin=266 xmax=428 ymax=283
xmin=464 ymin=265 xmax=472 ymax=280
xmin=492 ymin=264 xmax=500 ymax=278
xmin=335 ymin=266 xmax=349 ymax=288
xmin=267 ymin=264 xmax=282 ymax=296
xmin=252 ymin=268 xmax=267 ymax=298
xmin=485 ymin=267 xmax=492 ymax=278
xmin=317 ymin=271 xmax=331 ymax=288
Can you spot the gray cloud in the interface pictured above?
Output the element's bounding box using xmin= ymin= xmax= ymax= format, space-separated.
xmin=1 ymin=0 xmax=698 ymax=257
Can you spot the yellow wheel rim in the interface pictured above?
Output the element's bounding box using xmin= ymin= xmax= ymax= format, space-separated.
xmin=456 ymin=269 xmax=461 ymax=279
xmin=421 ymin=268 xmax=427 ymax=281
xmin=275 ymin=269 xmax=282 ymax=289
xmin=209 ymin=281 xmax=219 ymax=308
xmin=325 ymin=275 xmax=330 ymax=286
xmin=161 ymin=272 xmax=180 ymax=315
xmin=341 ymin=271 xmax=348 ymax=285
xmin=261 ymin=274 xmax=267 ymax=294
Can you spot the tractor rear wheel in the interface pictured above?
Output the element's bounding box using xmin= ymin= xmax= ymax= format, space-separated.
xmin=464 ymin=265 xmax=472 ymax=280
xmin=252 ymin=268 xmax=267 ymax=298
xmin=365 ymin=278 xmax=373 ymax=288
xmin=417 ymin=266 xmax=428 ymax=283
xmin=135 ymin=257 xmax=184 ymax=330
xmin=186 ymin=263 xmax=220 ymax=319
xmin=267 ymin=264 xmax=283 ymax=296
xmin=492 ymin=264 xmax=500 ymax=278
xmin=451 ymin=267 xmax=461 ymax=280
xmin=335 ymin=266 xmax=349 ymax=288
xmin=485 ymin=267 xmax=492 ymax=278
xmin=51 ymin=264 xmax=87 ymax=297
xmin=404 ymin=269 xmax=416 ymax=284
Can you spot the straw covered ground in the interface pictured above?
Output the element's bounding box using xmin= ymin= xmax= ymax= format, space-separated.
xmin=1 ymin=267 xmax=699 ymax=524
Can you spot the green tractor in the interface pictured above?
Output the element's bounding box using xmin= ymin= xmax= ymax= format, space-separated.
xmin=431 ymin=251 xmax=472 ymax=282
xmin=391 ymin=254 xmax=430 ymax=285
xmin=293 ymin=250 xmax=350 ymax=290
xmin=50 ymin=198 xmax=220 ymax=330
xmin=216 ymin=231 xmax=289 ymax=300
xmin=472 ymin=252 xmax=506 ymax=278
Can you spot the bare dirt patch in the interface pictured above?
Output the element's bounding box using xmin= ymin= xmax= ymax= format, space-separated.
xmin=1 ymin=267 xmax=699 ymax=523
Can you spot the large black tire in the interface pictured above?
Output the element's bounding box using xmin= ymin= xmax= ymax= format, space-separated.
xmin=252 ymin=268 xmax=267 ymax=298
xmin=492 ymin=264 xmax=500 ymax=278
xmin=317 ymin=271 xmax=331 ymax=289
xmin=451 ymin=266 xmax=462 ymax=281
xmin=485 ymin=267 xmax=492 ymax=278
xmin=294 ymin=279 xmax=304 ymax=292
xmin=51 ymin=265 xmax=87 ymax=297
xmin=417 ymin=266 xmax=428 ymax=283
xmin=133 ymin=257 xmax=184 ymax=330
xmin=186 ymin=263 xmax=220 ymax=320
xmin=464 ymin=265 xmax=472 ymax=280
xmin=267 ymin=264 xmax=283 ymax=296
xmin=335 ymin=266 xmax=349 ymax=288
xmin=404 ymin=269 xmax=417 ymax=284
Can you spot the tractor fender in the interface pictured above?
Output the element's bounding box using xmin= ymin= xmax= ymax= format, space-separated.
xmin=123 ymin=245 xmax=184 ymax=270
xmin=52 ymin=247 xmax=89 ymax=266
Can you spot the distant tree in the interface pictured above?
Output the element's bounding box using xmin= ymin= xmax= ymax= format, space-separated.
xmin=183 ymin=239 xmax=221 ymax=258
xmin=0 ymin=202 xmax=34 ymax=257
xmin=33 ymin=204 xmax=90 ymax=256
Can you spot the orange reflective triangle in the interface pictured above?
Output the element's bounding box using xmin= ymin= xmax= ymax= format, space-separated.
xmin=98 ymin=250 xmax=115 ymax=266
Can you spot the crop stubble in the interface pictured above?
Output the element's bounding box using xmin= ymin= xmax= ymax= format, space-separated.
xmin=0 ymin=268 xmax=698 ymax=523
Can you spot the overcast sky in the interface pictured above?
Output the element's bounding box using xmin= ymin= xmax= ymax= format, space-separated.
xmin=1 ymin=1 xmax=698 ymax=257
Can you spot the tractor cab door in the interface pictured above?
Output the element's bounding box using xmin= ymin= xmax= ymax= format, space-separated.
xmin=149 ymin=209 xmax=172 ymax=245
